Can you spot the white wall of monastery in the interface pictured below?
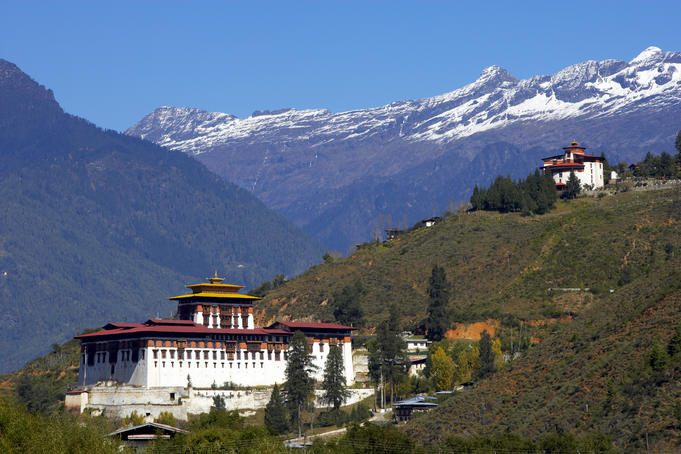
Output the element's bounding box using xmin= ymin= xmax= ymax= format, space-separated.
xmin=551 ymin=161 xmax=604 ymax=189
xmin=79 ymin=340 xmax=353 ymax=388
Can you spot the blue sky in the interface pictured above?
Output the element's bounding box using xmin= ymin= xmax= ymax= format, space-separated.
xmin=2 ymin=1 xmax=679 ymax=131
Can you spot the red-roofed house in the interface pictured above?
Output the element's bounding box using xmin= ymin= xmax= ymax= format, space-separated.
xmin=541 ymin=141 xmax=604 ymax=189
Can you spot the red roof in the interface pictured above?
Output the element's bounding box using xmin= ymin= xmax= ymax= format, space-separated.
xmin=146 ymin=319 xmax=197 ymax=326
xmin=545 ymin=162 xmax=584 ymax=168
xmin=271 ymin=321 xmax=356 ymax=331
xmin=75 ymin=319 xmax=290 ymax=341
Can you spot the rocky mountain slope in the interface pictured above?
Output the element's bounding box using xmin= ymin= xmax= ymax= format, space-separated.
xmin=0 ymin=59 xmax=323 ymax=373
xmin=128 ymin=47 xmax=681 ymax=251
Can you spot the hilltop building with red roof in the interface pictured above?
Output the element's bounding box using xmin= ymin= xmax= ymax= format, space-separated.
xmin=74 ymin=274 xmax=355 ymax=390
xmin=541 ymin=141 xmax=604 ymax=190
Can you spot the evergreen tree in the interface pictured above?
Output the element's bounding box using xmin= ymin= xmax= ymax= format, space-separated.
xmin=375 ymin=306 xmax=408 ymax=406
xmin=668 ymin=326 xmax=681 ymax=358
xmin=660 ymin=152 xmax=675 ymax=177
xmin=470 ymin=185 xmax=482 ymax=210
xmin=470 ymin=170 xmax=557 ymax=215
xmin=264 ymin=383 xmax=289 ymax=434
xmin=601 ymin=152 xmax=613 ymax=183
xmin=212 ymin=395 xmax=226 ymax=410
xmin=478 ymin=330 xmax=497 ymax=378
xmin=321 ymin=345 xmax=350 ymax=410
xmin=676 ymin=129 xmax=681 ymax=155
xmin=426 ymin=265 xmax=450 ymax=341
xmin=332 ymin=281 xmax=364 ymax=327
xmin=562 ymin=170 xmax=581 ymax=199
xmin=283 ymin=330 xmax=316 ymax=437
xmin=366 ymin=338 xmax=383 ymax=410
xmin=648 ymin=342 xmax=670 ymax=372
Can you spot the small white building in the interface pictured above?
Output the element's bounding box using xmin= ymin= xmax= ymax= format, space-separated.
xmin=610 ymin=170 xmax=619 ymax=182
xmin=541 ymin=141 xmax=605 ymax=190
xmin=404 ymin=338 xmax=430 ymax=352
xmin=408 ymin=357 xmax=427 ymax=377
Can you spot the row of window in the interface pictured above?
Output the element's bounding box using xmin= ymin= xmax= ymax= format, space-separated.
xmin=202 ymin=315 xmax=249 ymax=328
xmin=152 ymin=349 xmax=285 ymax=361
xmin=87 ymin=349 xmax=146 ymax=364
xmin=207 ymin=334 xmax=287 ymax=342
xmin=153 ymin=361 xmax=268 ymax=369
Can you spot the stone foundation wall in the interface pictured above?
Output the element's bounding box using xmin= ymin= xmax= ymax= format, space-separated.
xmin=76 ymin=385 xmax=374 ymax=421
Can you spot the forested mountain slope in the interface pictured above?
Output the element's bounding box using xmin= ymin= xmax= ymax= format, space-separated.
xmin=407 ymin=244 xmax=681 ymax=450
xmin=255 ymin=186 xmax=681 ymax=448
xmin=0 ymin=59 xmax=323 ymax=373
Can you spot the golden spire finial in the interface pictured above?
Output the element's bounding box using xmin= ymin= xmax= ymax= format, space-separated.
xmin=208 ymin=271 xmax=224 ymax=284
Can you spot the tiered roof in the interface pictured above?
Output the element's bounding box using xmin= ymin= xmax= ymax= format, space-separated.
xmin=75 ymin=319 xmax=290 ymax=341
xmin=169 ymin=273 xmax=261 ymax=303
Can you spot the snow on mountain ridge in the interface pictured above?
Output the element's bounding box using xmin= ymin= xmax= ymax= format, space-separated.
xmin=128 ymin=47 xmax=681 ymax=153
xmin=631 ymin=46 xmax=663 ymax=64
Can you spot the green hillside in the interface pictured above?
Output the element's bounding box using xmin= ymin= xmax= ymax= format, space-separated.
xmin=0 ymin=59 xmax=324 ymax=373
xmin=4 ymin=185 xmax=681 ymax=449
xmin=407 ymin=247 xmax=681 ymax=450
xmin=257 ymin=187 xmax=681 ymax=329
xmin=253 ymin=185 xmax=681 ymax=449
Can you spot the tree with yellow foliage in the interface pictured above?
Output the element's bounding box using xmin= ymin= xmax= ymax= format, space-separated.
xmin=491 ymin=337 xmax=504 ymax=371
xmin=455 ymin=345 xmax=480 ymax=384
xmin=431 ymin=347 xmax=455 ymax=391
xmin=122 ymin=410 xmax=145 ymax=427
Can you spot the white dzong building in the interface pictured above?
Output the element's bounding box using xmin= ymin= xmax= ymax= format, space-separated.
xmin=541 ymin=141 xmax=604 ymax=190
xmin=75 ymin=274 xmax=355 ymax=389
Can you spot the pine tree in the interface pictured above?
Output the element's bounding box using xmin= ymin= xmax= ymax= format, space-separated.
xmin=562 ymin=170 xmax=581 ymax=200
xmin=283 ymin=330 xmax=316 ymax=437
xmin=321 ymin=345 xmax=350 ymax=410
xmin=332 ymin=281 xmax=364 ymax=327
xmin=366 ymin=338 xmax=382 ymax=410
xmin=601 ymin=152 xmax=613 ymax=183
xmin=470 ymin=185 xmax=481 ymax=210
xmin=375 ymin=306 xmax=407 ymax=406
xmin=478 ymin=330 xmax=497 ymax=378
xmin=426 ymin=265 xmax=450 ymax=341
xmin=648 ymin=342 xmax=670 ymax=372
xmin=212 ymin=394 xmax=226 ymax=410
xmin=668 ymin=326 xmax=681 ymax=358
xmin=264 ymin=383 xmax=289 ymax=434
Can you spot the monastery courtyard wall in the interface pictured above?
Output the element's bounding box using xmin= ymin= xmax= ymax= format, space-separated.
xmin=68 ymin=385 xmax=374 ymax=421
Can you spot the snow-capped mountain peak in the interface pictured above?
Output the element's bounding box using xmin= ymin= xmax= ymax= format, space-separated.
xmin=126 ymin=47 xmax=681 ymax=251
xmin=129 ymin=46 xmax=681 ymax=152
xmin=630 ymin=46 xmax=663 ymax=64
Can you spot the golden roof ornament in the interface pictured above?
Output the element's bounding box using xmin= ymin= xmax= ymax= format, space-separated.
xmin=208 ymin=271 xmax=224 ymax=284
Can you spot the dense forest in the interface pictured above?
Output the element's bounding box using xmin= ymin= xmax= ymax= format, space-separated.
xmin=469 ymin=170 xmax=558 ymax=214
